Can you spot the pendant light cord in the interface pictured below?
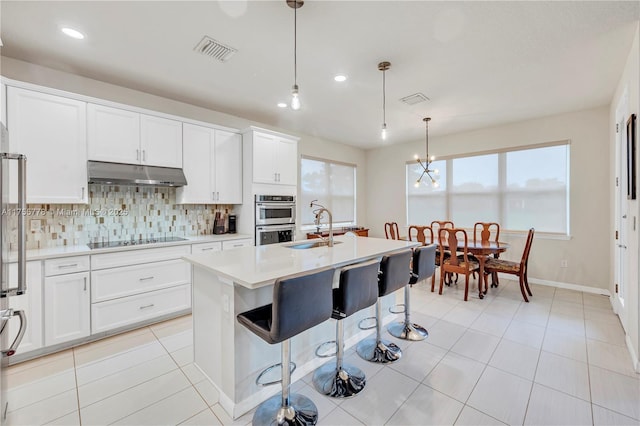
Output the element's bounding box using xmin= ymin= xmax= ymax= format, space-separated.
xmin=425 ymin=118 xmax=429 ymax=160
xmin=382 ymin=69 xmax=386 ymax=126
xmin=294 ymin=4 xmax=297 ymax=85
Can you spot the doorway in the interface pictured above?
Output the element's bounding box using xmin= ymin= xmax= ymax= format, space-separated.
xmin=613 ymin=89 xmax=630 ymax=334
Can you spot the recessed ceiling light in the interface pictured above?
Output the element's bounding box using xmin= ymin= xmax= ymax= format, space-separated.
xmin=277 ymin=102 xmax=287 ymax=108
xmin=334 ymin=75 xmax=347 ymax=82
xmin=61 ymin=27 xmax=85 ymax=40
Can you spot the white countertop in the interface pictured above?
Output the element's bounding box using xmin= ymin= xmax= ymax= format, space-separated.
xmin=11 ymin=234 xmax=253 ymax=262
xmin=183 ymin=236 xmax=420 ymax=289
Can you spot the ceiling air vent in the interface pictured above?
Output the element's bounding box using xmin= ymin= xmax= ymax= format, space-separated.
xmin=194 ymin=36 xmax=237 ymax=62
xmin=400 ymin=93 xmax=430 ymax=105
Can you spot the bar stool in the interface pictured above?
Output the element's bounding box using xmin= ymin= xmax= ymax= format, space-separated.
xmin=356 ymin=250 xmax=412 ymax=364
xmin=312 ymin=259 xmax=380 ymax=398
xmin=388 ymin=244 xmax=436 ymax=341
xmin=237 ymin=267 xmax=335 ymax=426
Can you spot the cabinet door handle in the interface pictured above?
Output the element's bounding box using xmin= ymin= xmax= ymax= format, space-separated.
xmin=139 ymin=304 xmax=155 ymax=310
xmin=139 ymin=276 xmax=154 ymax=281
xmin=201 ymin=247 xmax=214 ymax=251
xmin=136 ymin=149 xmax=140 ymax=161
xmin=233 ymin=244 xmax=242 ymax=247
xmin=83 ymin=277 xmax=87 ymax=291
xmin=142 ymin=150 xmax=146 ymax=162
xmin=58 ymin=263 xmax=78 ymax=269
xmin=216 ymin=191 xmax=220 ymax=201
xmin=81 ymin=187 xmax=85 ymax=200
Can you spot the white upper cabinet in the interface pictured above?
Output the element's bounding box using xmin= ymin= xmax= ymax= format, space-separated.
xmin=7 ymin=87 xmax=88 ymax=204
xmin=140 ymin=114 xmax=183 ymax=168
xmin=87 ymin=104 xmax=182 ymax=168
xmin=250 ymin=130 xmax=298 ymax=185
xmin=1 ymin=83 xmax=7 ymax=126
xmin=87 ymin=104 xmax=139 ymax=164
xmin=214 ymin=129 xmax=242 ymax=203
xmin=177 ymin=123 xmax=242 ymax=204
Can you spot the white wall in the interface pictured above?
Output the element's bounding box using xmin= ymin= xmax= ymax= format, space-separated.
xmin=610 ymin=23 xmax=640 ymax=370
xmin=0 ymin=56 xmax=368 ymax=227
xmin=366 ymin=107 xmax=610 ymax=291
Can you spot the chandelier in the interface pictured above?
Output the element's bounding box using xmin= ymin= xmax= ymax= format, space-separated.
xmin=414 ymin=117 xmax=440 ymax=187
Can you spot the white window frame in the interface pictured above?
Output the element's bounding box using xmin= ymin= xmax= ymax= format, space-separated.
xmin=300 ymin=156 xmax=357 ymax=229
xmin=406 ymin=140 xmax=570 ymax=236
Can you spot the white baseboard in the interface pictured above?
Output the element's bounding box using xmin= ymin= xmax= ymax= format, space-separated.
xmin=527 ymin=277 xmax=611 ymax=296
xmin=625 ymin=334 xmax=640 ymax=373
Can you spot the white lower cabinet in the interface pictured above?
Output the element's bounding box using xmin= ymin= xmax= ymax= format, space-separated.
xmin=8 ymin=261 xmax=43 ymax=355
xmin=90 ymin=246 xmax=191 ymax=334
xmin=222 ymin=238 xmax=253 ymax=250
xmin=44 ymin=271 xmax=90 ymax=346
xmin=191 ymin=242 xmax=222 ymax=254
xmin=92 ymin=284 xmax=190 ymax=334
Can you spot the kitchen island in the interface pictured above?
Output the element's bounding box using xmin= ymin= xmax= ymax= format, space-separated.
xmin=183 ymin=236 xmax=420 ymax=419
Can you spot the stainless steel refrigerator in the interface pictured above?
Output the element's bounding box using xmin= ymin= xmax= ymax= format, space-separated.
xmin=0 ymin=122 xmax=27 ymax=424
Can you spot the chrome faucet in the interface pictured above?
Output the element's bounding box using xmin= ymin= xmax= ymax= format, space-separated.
xmin=310 ymin=200 xmax=333 ymax=247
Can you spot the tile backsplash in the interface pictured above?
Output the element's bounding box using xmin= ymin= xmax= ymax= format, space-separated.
xmin=7 ymin=185 xmax=233 ymax=250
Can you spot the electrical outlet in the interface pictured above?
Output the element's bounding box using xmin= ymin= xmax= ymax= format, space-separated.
xmin=30 ymin=219 xmax=41 ymax=232
xmin=560 ymin=259 xmax=568 ymax=268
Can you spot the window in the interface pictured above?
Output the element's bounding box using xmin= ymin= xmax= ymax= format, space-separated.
xmin=406 ymin=143 xmax=569 ymax=234
xmin=300 ymin=157 xmax=356 ymax=226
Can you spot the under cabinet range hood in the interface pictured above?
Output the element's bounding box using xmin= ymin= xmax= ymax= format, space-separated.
xmin=87 ymin=161 xmax=188 ymax=187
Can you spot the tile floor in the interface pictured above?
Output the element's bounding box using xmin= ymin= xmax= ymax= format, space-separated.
xmin=5 ymin=276 xmax=640 ymax=425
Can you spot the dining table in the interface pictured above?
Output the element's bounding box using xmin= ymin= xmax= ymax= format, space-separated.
xmin=438 ymin=239 xmax=510 ymax=299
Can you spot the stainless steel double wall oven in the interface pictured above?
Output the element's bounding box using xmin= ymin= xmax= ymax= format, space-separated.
xmin=254 ymin=195 xmax=295 ymax=246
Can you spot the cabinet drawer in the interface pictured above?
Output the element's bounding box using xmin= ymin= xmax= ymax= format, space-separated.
xmin=91 ymin=245 xmax=190 ymax=270
xmin=192 ymin=242 xmax=222 ymax=254
xmin=222 ymin=239 xmax=253 ymax=250
xmin=91 ymin=259 xmax=190 ymax=303
xmin=44 ymin=256 xmax=90 ymax=276
xmin=91 ymin=284 xmax=191 ymax=334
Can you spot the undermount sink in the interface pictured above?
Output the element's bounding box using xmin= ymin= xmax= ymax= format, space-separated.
xmin=284 ymin=240 xmax=343 ymax=250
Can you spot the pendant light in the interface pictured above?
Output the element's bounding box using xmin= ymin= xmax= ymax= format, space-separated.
xmin=287 ymin=0 xmax=303 ymax=110
xmin=378 ymin=61 xmax=390 ymax=140
xmin=414 ymin=117 xmax=440 ymax=187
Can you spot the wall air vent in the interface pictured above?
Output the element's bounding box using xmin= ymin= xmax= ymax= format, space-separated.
xmin=194 ymin=36 xmax=237 ymax=62
xmin=400 ymin=93 xmax=430 ymax=105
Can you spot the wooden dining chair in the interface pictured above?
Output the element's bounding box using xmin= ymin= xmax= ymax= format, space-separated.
xmin=408 ymin=225 xmax=437 ymax=291
xmin=384 ymin=222 xmax=401 ymax=240
xmin=408 ymin=225 xmax=433 ymax=245
xmin=438 ymin=228 xmax=479 ymax=301
xmin=431 ymin=220 xmax=455 ymax=288
xmin=472 ymin=222 xmax=501 ymax=286
xmin=483 ymin=228 xmax=535 ymax=302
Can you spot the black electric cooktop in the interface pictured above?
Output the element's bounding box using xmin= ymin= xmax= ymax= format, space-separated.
xmin=87 ymin=236 xmax=188 ymax=249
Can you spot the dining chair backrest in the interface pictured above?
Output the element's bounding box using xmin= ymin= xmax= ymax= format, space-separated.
xmin=520 ymin=228 xmax=535 ymax=272
xmin=474 ymin=222 xmax=500 ymax=243
xmin=408 ymin=225 xmax=434 ymax=245
xmin=384 ymin=222 xmax=401 ymax=240
xmin=430 ymin=221 xmax=454 ymax=240
xmin=438 ymin=228 xmax=471 ymax=266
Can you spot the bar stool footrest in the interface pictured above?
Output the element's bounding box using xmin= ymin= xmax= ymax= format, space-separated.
xmin=388 ymin=304 xmax=406 ymax=314
xmin=315 ymin=340 xmax=337 ymax=358
xmin=255 ymin=361 xmax=297 ymax=387
xmin=358 ymin=316 xmax=377 ymax=330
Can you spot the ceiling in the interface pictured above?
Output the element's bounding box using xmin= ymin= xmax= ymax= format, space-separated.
xmin=1 ymin=1 xmax=638 ymax=149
